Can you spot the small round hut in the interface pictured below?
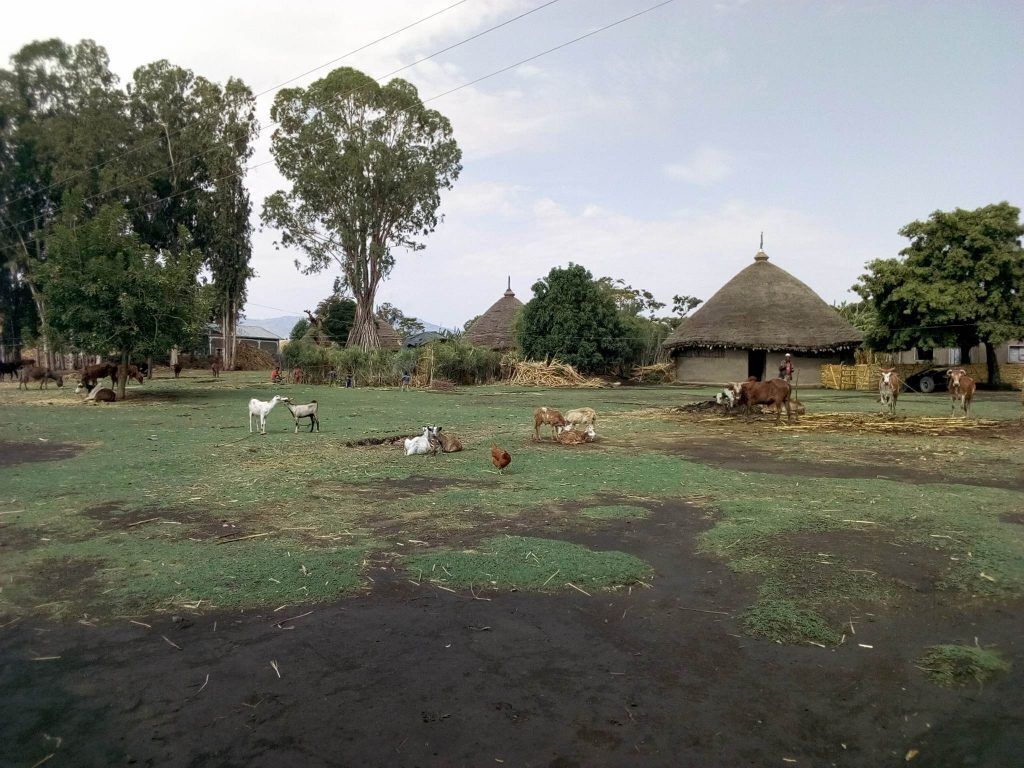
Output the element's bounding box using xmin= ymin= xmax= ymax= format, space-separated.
xmin=465 ymin=279 xmax=524 ymax=351
xmin=662 ymin=248 xmax=862 ymax=384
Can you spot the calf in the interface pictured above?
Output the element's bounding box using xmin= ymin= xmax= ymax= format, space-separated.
xmin=0 ymin=359 xmax=31 ymax=381
xmin=737 ymin=377 xmax=793 ymax=423
xmin=946 ymin=368 xmax=975 ymax=418
xmin=81 ymin=362 xmax=118 ymax=389
xmin=212 ymin=359 xmax=223 ymax=378
xmin=173 ymin=362 xmax=183 ymax=378
xmin=18 ymin=366 xmax=64 ymax=390
xmin=879 ymin=368 xmax=902 ymax=416
xmin=533 ymin=406 xmax=567 ymax=441
xmin=715 ymin=381 xmax=747 ymax=408
xmin=115 ymin=364 xmax=145 ymax=386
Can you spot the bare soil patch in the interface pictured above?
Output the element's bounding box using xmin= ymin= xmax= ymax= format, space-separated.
xmin=2 ymin=505 xmax=1021 ymax=767
xmin=658 ymin=436 xmax=1021 ymax=490
xmin=779 ymin=528 xmax=953 ymax=594
xmin=0 ymin=440 xmax=83 ymax=467
xmin=0 ymin=524 xmax=42 ymax=552
xmin=1000 ymin=511 xmax=1024 ymax=526
xmin=79 ymin=502 xmax=247 ymax=539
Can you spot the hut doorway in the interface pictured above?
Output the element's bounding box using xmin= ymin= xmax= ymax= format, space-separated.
xmin=747 ymin=350 xmax=766 ymax=380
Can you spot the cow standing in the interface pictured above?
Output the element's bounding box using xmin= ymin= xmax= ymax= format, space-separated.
xmin=737 ymin=377 xmax=793 ymax=423
xmin=879 ymin=368 xmax=901 ymax=416
xmin=946 ymin=369 xmax=975 ymax=418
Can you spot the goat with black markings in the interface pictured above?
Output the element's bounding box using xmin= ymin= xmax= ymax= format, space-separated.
xmin=284 ymin=399 xmax=320 ymax=433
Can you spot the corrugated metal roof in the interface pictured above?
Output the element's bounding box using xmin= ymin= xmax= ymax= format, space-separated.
xmin=207 ymin=324 xmax=282 ymax=340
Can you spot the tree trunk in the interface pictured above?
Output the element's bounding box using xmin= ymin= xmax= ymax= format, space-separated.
xmin=958 ymin=343 xmax=973 ymax=365
xmin=348 ymin=295 xmax=381 ymax=350
xmin=117 ymin=349 xmax=129 ymax=400
xmin=146 ymin=355 xmax=153 ymax=380
xmin=983 ymin=340 xmax=1000 ymax=387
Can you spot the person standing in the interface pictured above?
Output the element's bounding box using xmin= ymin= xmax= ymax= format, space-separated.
xmin=401 ymin=370 xmax=411 ymax=391
xmin=778 ymin=353 xmax=794 ymax=381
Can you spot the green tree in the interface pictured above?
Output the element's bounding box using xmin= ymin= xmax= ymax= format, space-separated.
xmin=289 ymin=318 xmax=310 ymax=342
xmin=262 ymin=67 xmax=461 ymax=349
xmin=39 ymin=205 xmax=208 ymax=397
xmin=855 ymin=203 xmax=1024 ymax=385
xmin=314 ymin=293 xmax=357 ymax=345
xmin=517 ymin=264 xmax=631 ymax=374
xmin=0 ymin=39 xmax=127 ymax=366
xmin=378 ymin=301 xmax=424 ymax=339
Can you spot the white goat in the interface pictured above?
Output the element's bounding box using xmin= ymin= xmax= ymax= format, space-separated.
xmin=563 ymin=407 xmax=597 ymax=431
xmin=249 ymin=395 xmax=289 ymax=435
xmin=404 ymin=426 xmax=438 ymax=456
xmin=715 ymin=382 xmax=745 ymax=408
xmin=284 ymin=400 xmax=319 ymax=433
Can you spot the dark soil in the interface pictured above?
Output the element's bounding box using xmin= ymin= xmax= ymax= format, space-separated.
xmin=662 ymin=437 xmax=1022 ymax=491
xmin=0 ymin=523 xmax=43 ymax=552
xmin=778 ymin=528 xmax=954 ymax=593
xmin=0 ymin=440 xmax=83 ymax=467
xmin=2 ymin=505 xmax=1021 ymax=768
xmin=80 ymin=502 xmax=250 ymax=540
xmin=1000 ymin=511 xmax=1024 ymax=526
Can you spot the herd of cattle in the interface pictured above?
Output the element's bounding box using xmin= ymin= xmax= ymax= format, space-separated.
xmin=715 ymin=367 xmax=978 ymax=419
xmin=0 ymin=357 xmax=981 ymax=419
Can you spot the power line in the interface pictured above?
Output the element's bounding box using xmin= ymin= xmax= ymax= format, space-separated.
xmin=0 ymin=0 xmax=675 ymax=259
xmin=0 ymin=0 xmax=565 ymax=237
xmin=0 ymin=0 xmax=474 ymax=211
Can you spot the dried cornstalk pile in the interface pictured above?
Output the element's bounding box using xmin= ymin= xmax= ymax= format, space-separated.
xmin=234 ymin=344 xmax=276 ymax=371
xmin=687 ymin=411 xmax=1006 ymax=437
xmin=630 ymin=362 xmax=674 ymax=384
xmin=509 ymin=360 xmax=604 ymax=388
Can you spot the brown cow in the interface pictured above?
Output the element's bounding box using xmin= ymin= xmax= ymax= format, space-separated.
xmin=946 ymin=368 xmax=975 ymax=417
xmin=81 ymin=362 xmax=118 ymax=388
xmin=737 ymin=377 xmax=793 ymax=423
xmin=115 ymin=364 xmax=145 ymax=386
xmin=879 ymin=368 xmax=902 ymax=416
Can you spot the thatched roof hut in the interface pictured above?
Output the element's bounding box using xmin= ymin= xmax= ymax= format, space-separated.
xmin=466 ymin=279 xmax=524 ymax=351
xmin=663 ymin=248 xmax=862 ymax=384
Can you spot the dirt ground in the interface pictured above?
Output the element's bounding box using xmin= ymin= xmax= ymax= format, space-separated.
xmin=0 ymin=439 xmax=83 ymax=467
xmin=2 ymin=503 xmax=1021 ymax=768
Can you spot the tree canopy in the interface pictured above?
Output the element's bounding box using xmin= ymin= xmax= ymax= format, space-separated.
xmin=39 ymin=205 xmax=208 ymax=396
xmin=517 ymin=264 xmax=631 ymax=374
xmin=855 ymin=202 xmax=1024 ymax=384
xmin=262 ymin=67 xmax=461 ymax=349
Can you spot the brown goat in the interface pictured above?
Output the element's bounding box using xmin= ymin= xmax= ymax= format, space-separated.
xmin=433 ymin=428 xmax=464 ymax=453
xmin=533 ymin=406 xmax=567 ymax=441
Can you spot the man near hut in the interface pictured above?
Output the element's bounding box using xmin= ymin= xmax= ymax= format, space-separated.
xmin=778 ymin=353 xmax=794 ymax=381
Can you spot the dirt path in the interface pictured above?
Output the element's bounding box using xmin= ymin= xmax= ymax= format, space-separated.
xmin=2 ymin=505 xmax=1021 ymax=767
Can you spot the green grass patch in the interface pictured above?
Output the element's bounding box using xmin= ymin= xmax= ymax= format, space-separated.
xmin=741 ymin=598 xmax=841 ymax=645
xmin=580 ymin=504 xmax=651 ymax=520
xmin=405 ymin=535 xmax=652 ymax=591
xmin=917 ymin=644 xmax=1011 ymax=687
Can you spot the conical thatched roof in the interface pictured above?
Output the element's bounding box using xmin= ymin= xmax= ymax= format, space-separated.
xmin=466 ymin=280 xmax=524 ymax=350
xmin=663 ymin=250 xmax=863 ymax=353
xmin=374 ymin=317 xmax=401 ymax=349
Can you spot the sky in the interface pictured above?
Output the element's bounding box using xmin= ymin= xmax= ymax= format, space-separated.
xmin=4 ymin=0 xmax=1023 ymax=330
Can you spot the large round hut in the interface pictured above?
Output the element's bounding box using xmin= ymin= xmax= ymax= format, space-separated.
xmin=465 ymin=279 xmax=524 ymax=351
xmin=662 ymin=248 xmax=862 ymax=384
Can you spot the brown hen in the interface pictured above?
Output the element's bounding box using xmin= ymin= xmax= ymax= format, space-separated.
xmin=490 ymin=444 xmax=511 ymax=474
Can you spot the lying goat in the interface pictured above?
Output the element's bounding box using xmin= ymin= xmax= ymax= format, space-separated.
xmin=284 ymin=399 xmax=319 ymax=433
xmin=249 ymin=395 xmax=288 ymax=435
xmin=555 ymin=424 xmax=596 ymax=444
xmin=431 ymin=426 xmax=463 ymax=453
xmin=75 ymin=382 xmax=116 ymax=402
xmin=404 ymin=426 xmax=439 ymax=456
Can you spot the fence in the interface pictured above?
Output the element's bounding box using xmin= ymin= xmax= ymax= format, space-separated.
xmin=821 ymin=362 xmax=1023 ymax=391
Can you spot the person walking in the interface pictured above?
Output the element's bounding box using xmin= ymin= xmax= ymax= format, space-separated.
xmin=401 ymin=370 xmax=411 ymax=391
xmin=778 ymin=353 xmax=794 ymax=381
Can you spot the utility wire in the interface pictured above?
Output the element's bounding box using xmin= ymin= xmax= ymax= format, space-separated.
xmin=0 ymin=0 xmax=564 ymax=237
xmin=0 ymin=0 xmax=474 ymax=210
xmin=0 ymin=0 xmax=674 ymax=258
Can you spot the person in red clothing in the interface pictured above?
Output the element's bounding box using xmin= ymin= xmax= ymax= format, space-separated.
xmin=778 ymin=353 xmax=794 ymax=381
xmin=271 ymin=366 xmax=282 ymax=384
xmin=292 ymin=366 xmax=303 ymax=385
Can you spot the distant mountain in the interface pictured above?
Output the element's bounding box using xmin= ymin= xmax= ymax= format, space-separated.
xmin=244 ymin=315 xmax=450 ymax=340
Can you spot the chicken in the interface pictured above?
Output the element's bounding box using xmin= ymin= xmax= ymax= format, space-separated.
xmin=490 ymin=444 xmax=512 ymax=474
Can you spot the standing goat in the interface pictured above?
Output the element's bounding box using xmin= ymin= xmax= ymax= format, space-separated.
xmin=284 ymin=400 xmax=319 ymax=433
xmin=533 ymin=407 xmax=567 ymax=441
xmin=562 ymin=407 xmax=597 ymax=432
xmin=249 ymin=395 xmax=288 ymax=435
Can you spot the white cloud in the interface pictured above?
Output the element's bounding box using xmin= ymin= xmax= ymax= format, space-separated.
xmin=664 ymin=145 xmax=736 ymax=185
